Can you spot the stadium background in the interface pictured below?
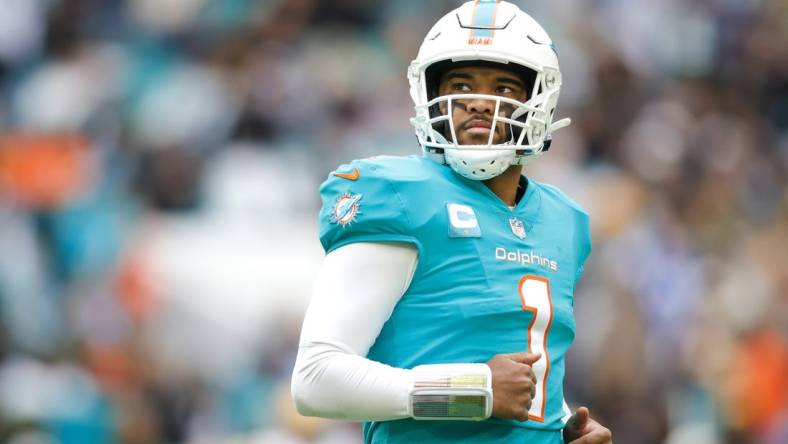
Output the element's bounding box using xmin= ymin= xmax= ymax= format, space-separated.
xmin=0 ymin=0 xmax=786 ymax=443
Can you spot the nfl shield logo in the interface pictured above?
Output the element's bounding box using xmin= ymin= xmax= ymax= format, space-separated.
xmin=509 ymin=218 xmax=526 ymax=239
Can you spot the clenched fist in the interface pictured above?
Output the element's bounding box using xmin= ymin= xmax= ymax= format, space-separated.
xmin=485 ymin=352 xmax=541 ymax=421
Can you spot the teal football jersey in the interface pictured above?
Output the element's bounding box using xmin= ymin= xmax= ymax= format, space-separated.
xmin=319 ymin=155 xmax=591 ymax=444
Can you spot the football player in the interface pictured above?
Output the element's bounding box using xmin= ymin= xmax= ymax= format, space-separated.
xmin=291 ymin=1 xmax=613 ymax=443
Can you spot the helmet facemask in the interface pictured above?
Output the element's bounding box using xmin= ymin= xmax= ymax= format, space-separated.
xmin=411 ymin=60 xmax=563 ymax=180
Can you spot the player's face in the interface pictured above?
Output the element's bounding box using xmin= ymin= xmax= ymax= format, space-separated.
xmin=437 ymin=66 xmax=528 ymax=146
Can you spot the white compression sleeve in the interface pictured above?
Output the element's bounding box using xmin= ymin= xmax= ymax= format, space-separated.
xmin=291 ymin=242 xmax=419 ymax=421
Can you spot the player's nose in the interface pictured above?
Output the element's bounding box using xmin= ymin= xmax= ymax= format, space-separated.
xmin=466 ymin=97 xmax=495 ymax=115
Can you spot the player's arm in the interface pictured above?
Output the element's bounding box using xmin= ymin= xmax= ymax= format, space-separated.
xmin=291 ymin=242 xmax=420 ymax=420
xmin=292 ymin=242 xmax=521 ymax=421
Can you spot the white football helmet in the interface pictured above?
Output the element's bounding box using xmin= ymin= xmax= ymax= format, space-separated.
xmin=409 ymin=0 xmax=571 ymax=180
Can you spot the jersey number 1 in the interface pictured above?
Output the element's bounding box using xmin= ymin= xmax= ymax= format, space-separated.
xmin=518 ymin=275 xmax=553 ymax=422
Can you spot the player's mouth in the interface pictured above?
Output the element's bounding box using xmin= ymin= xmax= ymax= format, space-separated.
xmin=463 ymin=119 xmax=493 ymax=135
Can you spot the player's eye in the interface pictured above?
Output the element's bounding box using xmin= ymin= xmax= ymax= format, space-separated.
xmin=496 ymin=85 xmax=515 ymax=95
xmin=451 ymin=83 xmax=472 ymax=92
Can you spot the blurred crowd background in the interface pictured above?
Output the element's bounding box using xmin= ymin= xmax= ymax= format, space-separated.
xmin=0 ymin=0 xmax=786 ymax=443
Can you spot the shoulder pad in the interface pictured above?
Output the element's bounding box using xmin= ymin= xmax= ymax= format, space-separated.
xmin=318 ymin=156 xmax=426 ymax=253
xmin=536 ymin=181 xmax=590 ymax=218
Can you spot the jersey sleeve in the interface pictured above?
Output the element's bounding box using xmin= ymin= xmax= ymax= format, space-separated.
xmin=318 ymin=160 xmax=422 ymax=254
xmin=574 ymin=211 xmax=592 ymax=283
